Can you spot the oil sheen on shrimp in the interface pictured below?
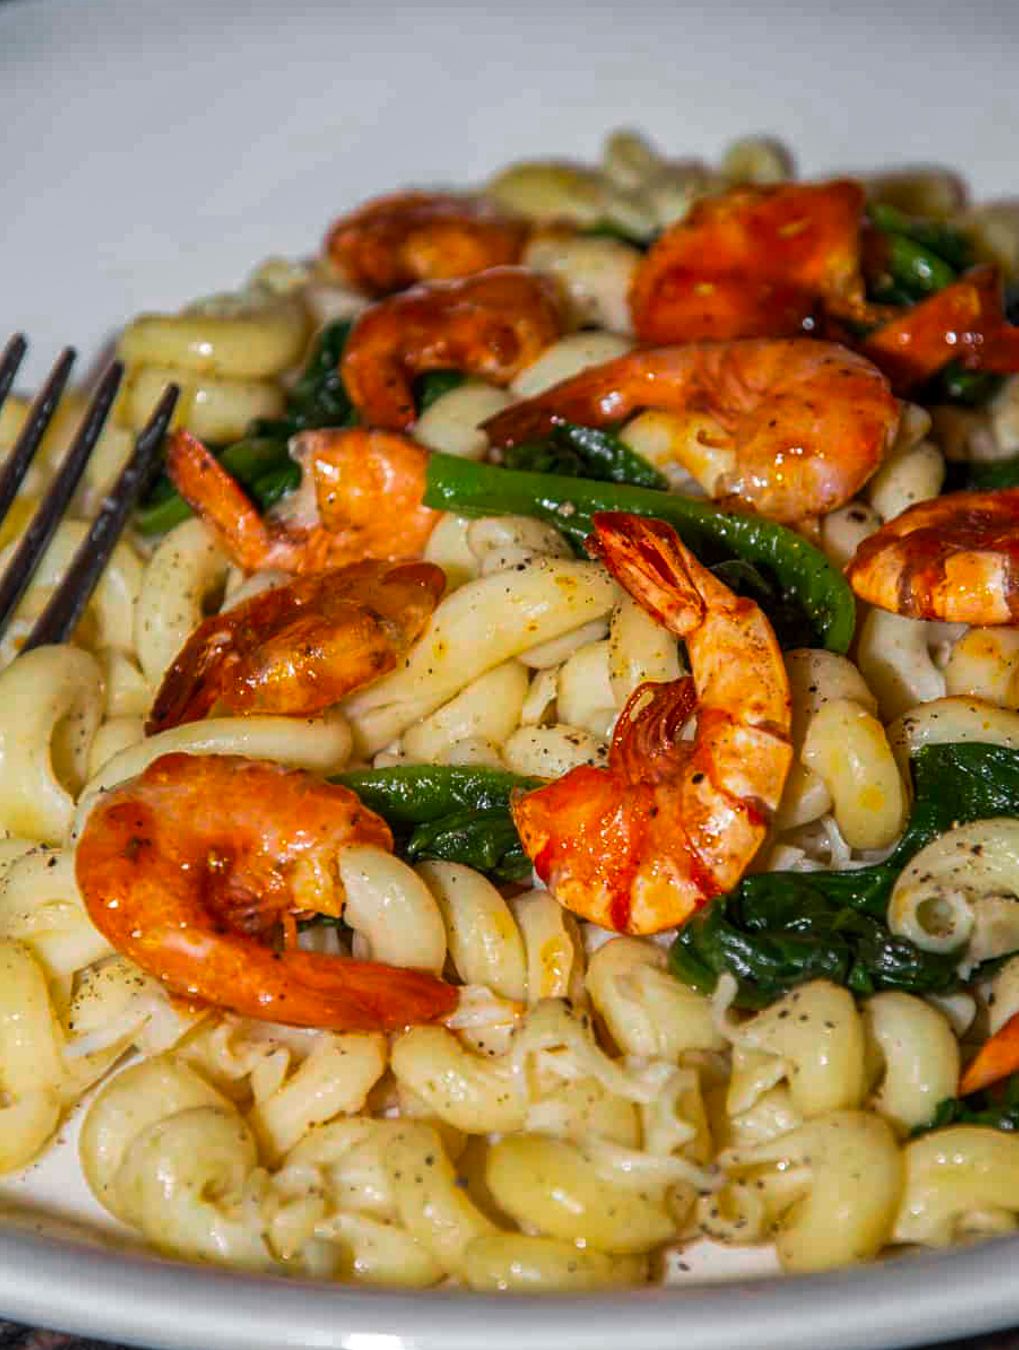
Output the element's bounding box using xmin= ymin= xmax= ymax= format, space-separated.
xmin=147 ymin=559 xmax=445 ymax=733
xmin=483 ymin=339 xmax=899 ymax=525
xmin=861 ymin=265 xmax=1019 ymax=391
xmin=75 ymin=753 xmax=457 ymax=1031
xmin=325 ymin=191 xmax=529 ymax=295
xmin=340 ymin=266 xmax=564 ymax=429
xmin=629 ymin=180 xmax=867 ymax=343
xmin=166 ymin=428 xmax=439 ymax=573
xmin=847 ymin=488 xmax=1019 ymax=624
xmin=512 ymin=512 xmax=793 ymax=935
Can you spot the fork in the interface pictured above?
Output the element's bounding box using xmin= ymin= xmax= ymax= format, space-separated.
xmin=0 ymin=334 xmax=178 ymax=651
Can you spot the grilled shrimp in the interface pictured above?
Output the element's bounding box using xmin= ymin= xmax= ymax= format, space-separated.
xmin=847 ymin=488 xmax=1019 ymax=624
xmin=629 ymin=180 xmax=867 ymax=343
xmin=74 ymin=754 xmax=457 ymax=1031
xmin=340 ymin=267 xmax=564 ymax=430
xmin=861 ymin=265 xmax=1019 ymax=391
xmin=512 ymin=512 xmax=792 ymax=935
xmin=166 ymin=429 xmax=439 ymax=573
xmin=483 ymin=339 xmax=899 ymax=525
xmin=148 ymin=560 xmax=445 ymax=733
xmin=325 ymin=191 xmax=529 ymax=295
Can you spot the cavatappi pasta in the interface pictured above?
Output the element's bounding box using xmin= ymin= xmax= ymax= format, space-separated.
xmin=4 ymin=126 xmax=1019 ymax=1292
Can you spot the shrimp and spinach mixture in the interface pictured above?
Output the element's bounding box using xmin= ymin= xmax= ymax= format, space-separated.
xmin=6 ymin=129 xmax=1019 ymax=1287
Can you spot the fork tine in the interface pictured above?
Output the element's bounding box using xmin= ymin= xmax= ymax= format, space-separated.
xmin=0 ymin=360 xmax=123 ymax=640
xmin=0 ymin=345 xmax=75 ymax=528
xmin=23 ymin=383 xmax=180 ymax=651
xmin=0 ymin=335 xmax=28 ymax=416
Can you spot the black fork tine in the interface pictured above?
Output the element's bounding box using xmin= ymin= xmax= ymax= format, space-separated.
xmin=0 ymin=360 xmax=123 ymax=639
xmin=23 ymin=384 xmax=180 ymax=651
xmin=0 ymin=344 xmax=75 ymax=528
xmin=0 ymin=334 xmax=28 ymax=416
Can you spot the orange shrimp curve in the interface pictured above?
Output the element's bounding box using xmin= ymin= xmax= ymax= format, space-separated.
xmin=325 ymin=191 xmax=529 ymax=296
xmin=846 ymin=488 xmax=1019 ymax=624
xmin=512 ymin=512 xmax=793 ymax=935
xmin=483 ymin=339 xmax=899 ymax=525
xmin=74 ymin=754 xmax=458 ymax=1031
xmin=860 ymin=265 xmax=1019 ymax=392
xmin=629 ymin=180 xmax=867 ymax=344
xmin=148 ymin=559 xmax=445 ymax=734
xmin=166 ymin=428 xmax=439 ymax=574
xmin=340 ymin=267 xmax=564 ymax=430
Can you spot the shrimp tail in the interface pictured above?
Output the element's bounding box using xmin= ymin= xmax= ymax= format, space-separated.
xmin=588 ymin=511 xmax=706 ymax=639
xmin=166 ymin=431 xmax=274 ymax=570
xmin=146 ymin=613 xmax=236 ymax=733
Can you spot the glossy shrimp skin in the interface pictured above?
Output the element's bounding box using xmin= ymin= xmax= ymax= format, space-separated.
xmin=847 ymin=488 xmax=1019 ymax=625
xmin=325 ymin=191 xmax=529 ymax=295
xmin=166 ymin=429 xmax=439 ymax=573
xmin=74 ymin=754 xmax=457 ymax=1031
xmin=511 ymin=513 xmax=792 ymax=935
xmin=340 ymin=267 xmax=564 ymax=430
xmin=861 ymin=265 xmax=1019 ymax=391
xmin=484 ymin=339 xmax=899 ymax=525
xmin=148 ymin=560 xmax=445 ymax=734
xmin=629 ymin=180 xmax=867 ymax=343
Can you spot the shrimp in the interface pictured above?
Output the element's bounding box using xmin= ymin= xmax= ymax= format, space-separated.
xmin=511 ymin=512 xmax=792 ymax=935
xmin=483 ymin=339 xmax=899 ymax=526
xmin=629 ymin=180 xmax=867 ymax=343
xmin=846 ymin=488 xmax=1019 ymax=625
xmin=74 ymin=754 xmax=457 ymax=1031
xmin=861 ymin=265 xmax=1019 ymax=391
xmin=147 ymin=560 xmax=445 ymax=734
xmin=166 ymin=428 xmax=439 ymax=574
xmin=325 ymin=191 xmax=529 ymax=296
xmin=340 ymin=267 xmax=564 ymax=430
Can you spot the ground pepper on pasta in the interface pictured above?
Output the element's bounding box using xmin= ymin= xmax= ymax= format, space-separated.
xmin=3 ymin=127 xmax=1019 ymax=1287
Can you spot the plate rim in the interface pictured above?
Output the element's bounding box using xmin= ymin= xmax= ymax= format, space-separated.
xmin=0 ymin=1222 xmax=1015 ymax=1350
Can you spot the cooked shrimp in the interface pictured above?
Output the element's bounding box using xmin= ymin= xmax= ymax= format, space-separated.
xmin=629 ymin=180 xmax=867 ymax=343
xmin=511 ymin=512 xmax=792 ymax=934
xmin=75 ymin=753 xmax=457 ymax=1031
xmin=148 ymin=560 xmax=445 ymax=734
xmin=483 ymin=339 xmax=899 ymax=525
xmin=340 ymin=267 xmax=564 ymax=430
xmin=847 ymin=488 xmax=1019 ymax=624
xmin=166 ymin=428 xmax=439 ymax=573
xmin=325 ymin=191 xmax=529 ymax=296
xmin=861 ymin=265 xmax=1019 ymax=391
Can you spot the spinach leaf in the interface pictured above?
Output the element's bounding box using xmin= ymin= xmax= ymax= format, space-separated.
xmin=406 ymin=808 xmax=533 ymax=882
xmin=503 ymin=422 xmax=668 ymax=491
xmin=415 ymin=370 xmax=468 ymax=413
xmin=916 ymin=1075 xmax=1019 ymax=1136
xmin=960 ymin=456 xmax=1019 ymax=491
xmin=333 ymin=765 xmax=540 ymax=883
xmin=580 ymin=221 xmax=654 ymax=249
xmin=670 ymin=742 xmax=1019 ymax=1008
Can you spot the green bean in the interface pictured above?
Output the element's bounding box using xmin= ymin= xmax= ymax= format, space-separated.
xmin=423 ymin=453 xmax=855 ymax=653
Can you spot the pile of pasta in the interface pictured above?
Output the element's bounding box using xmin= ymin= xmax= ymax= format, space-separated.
xmin=1 ymin=129 xmax=1019 ymax=1291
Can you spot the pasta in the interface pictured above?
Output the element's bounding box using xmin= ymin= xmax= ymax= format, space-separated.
xmin=3 ymin=124 xmax=1019 ymax=1294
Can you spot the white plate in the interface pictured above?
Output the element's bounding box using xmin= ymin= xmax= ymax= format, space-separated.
xmin=2 ymin=0 xmax=1019 ymax=1345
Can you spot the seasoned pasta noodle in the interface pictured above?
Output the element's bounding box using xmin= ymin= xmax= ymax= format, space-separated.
xmin=5 ymin=124 xmax=1019 ymax=1294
